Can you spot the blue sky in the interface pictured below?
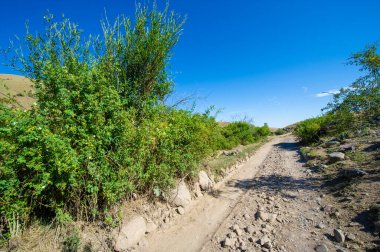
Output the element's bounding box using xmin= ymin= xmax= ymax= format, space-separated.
xmin=1 ymin=0 xmax=379 ymax=127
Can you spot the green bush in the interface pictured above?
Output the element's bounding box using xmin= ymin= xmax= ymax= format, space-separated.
xmin=0 ymin=5 xmax=269 ymax=240
xmin=255 ymin=123 xmax=271 ymax=137
xmin=274 ymin=128 xmax=285 ymax=135
xmin=294 ymin=115 xmax=331 ymax=144
xmin=218 ymin=122 xmax=270 ymax=149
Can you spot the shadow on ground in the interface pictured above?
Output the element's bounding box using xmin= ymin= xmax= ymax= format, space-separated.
xmin=209 ymin=140 xmax=324 ymax=199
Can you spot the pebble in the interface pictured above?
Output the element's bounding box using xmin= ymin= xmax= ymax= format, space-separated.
xmin=177 ymin=207 xmax=185 ymax=215
xmin=315 ymin=244 xmax=329 ymax=252
xmin=334 ymin=229 xmax=345 ymax=243
xmin=346 ymin=233 xmax=355 ymax=241
xmin=223 ymin=237 xmax=235 ymax=248
xmin=316 ymin=222 xmax=325 ymax=229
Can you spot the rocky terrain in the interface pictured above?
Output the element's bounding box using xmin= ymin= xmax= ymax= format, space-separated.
xmin=202 ymin=137 xmax=379 ymax=251
xmin=6 ymin=133 xmax=379 ymax=252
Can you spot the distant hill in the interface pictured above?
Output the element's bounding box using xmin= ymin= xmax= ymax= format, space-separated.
xmin=0 ymin=74 xmax=35 ymax=108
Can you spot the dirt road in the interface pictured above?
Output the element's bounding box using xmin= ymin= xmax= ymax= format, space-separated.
xmin=142 ymin=137 xmax=344 ymax=252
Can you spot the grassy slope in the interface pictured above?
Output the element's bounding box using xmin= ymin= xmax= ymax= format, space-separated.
xmin=0 ymin=74 xmax=35 ymax=108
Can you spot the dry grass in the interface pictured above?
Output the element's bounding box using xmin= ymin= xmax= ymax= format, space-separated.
xmin=0 ymin=74 xmax=35 ymax=108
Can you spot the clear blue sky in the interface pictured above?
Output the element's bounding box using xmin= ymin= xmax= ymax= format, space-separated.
xmin=1 ymin=0 xmax=379 ymax=127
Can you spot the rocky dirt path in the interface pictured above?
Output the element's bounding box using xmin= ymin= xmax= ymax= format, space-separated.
xmin=141 ymin=137 xmax=346 ymax=252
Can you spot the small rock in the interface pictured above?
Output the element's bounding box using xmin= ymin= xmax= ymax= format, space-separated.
xmin=248 ymin=237 xmax=254 ymax=242
xmin=348 ymin=222 xmax=361 ymax=227
xmin=263 ymin=241 xmax=272 ymax=249
xmin=346 ymin=233 xmax=355 ymax=241
xmin=193 ymin=182 xmax=203 ymax=198
xmin=255 ymin=209 xmax=277 ymax=223
xmin=168 ymin=181 xmax=192 ymax=207
xmin=223 ymin=237 xmax=235 ymax=248
xmin=243 ymin=213 xmax=250 ymax=220
xmin=245 ymin=225 xmax=255 ymax=234
xmin=328 ymin=152 xmax=345 ymax=162
xmin=325 ymin=140 xmax=340 ymax=147
xmin=114 ymin=216 xmax=147 ymax=251
xmin=314 ymin=244 xmax=329 ymax=252
xmin=334 ymin=229 xmax=345 ymax=243
xmin=227 ymin=232 xmax=237 ymax=238
xmin=316 ymin=222 xmax=325 ymax=229
xmin=340 ymin=143 xmax=355 ymax=152
xmin=145 ymin=221 xmax=157 ymax=233
xmin=198 ymin=170 xmax=214 ymax=191
xmin=239 ymin=241 xmax=247 ymax=250
xmin=177 ymin=207 xmax=185 ymax=215
xmin=235 ymin=228 xmax=243 ymax=236
xmin=258 ymin=235 xmax=270 ymax=246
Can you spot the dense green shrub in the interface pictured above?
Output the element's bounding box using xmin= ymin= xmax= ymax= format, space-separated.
xmin=255 ymin=123 xmax=271 ymax=137
xmin=221 ymin=122 xmax=255 ymax=148
xmin=0 ymin=5 xmax=270 ymax=240
xmin=219 ymin=122 xmax=270 ymax=149
xmin=274 ymin=128 xmax=285 ymax=135
xmin=294 ymin=115 xmax=331 ymax=144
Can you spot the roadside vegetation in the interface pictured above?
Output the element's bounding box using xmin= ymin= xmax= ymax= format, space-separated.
xmin=0 ymin=5 xmax=271 ymax=244
xmin=294 ymin=44 xmax=380 ymax=144
xmin=294 ymin=44 xmax=380 ymax=250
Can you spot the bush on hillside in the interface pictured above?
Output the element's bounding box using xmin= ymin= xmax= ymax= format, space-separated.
xmin=294 ymin=115 xmax=331 ymax=144
xmin=218 ymin=122 xmax=270 ymax=149
xmin=0 ymin=6 xmax=269 ymax=240
xmin=324 ymin=44 xmax=380 ymax=130
xmin=274 ymin=128 xmax=286 ymax=135
xmin=255 ymin=123 xmax=271 ymax=137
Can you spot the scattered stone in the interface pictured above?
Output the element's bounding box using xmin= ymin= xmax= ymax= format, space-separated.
xmin=145 ymin=221 xmax=157 ymax=233
xmin=328 ymin=152 xmax=345 ymax=162
xmin=223 ymin=237 xmax=235 ymax=248
xmin=334 ymin=229 xmax=345 ymax=243
xmin=193 ymin=182 xmax=203 ymax=198
xmin=198 ymin=171 xmax=214 ymax=191
xmin=248 ymin=237 xmax=254 ymax=242
xmin=239 ymin=241 xmax=247 ymax=250
xmin=168 ymin=181 xmax=192 ymax=207
xmin=227 ymin=232 xmax=237 ymax=239
xmin=340 ymin=143 xmax=355 ymax=152
xmin=263 ymin=241 xmax=272 ymax=249
xmin=245 ymin=225 xmax=255 ymax=234
xmin=346 ymin=233 xmax=355 ymax=241
xmin=316 ymin=222 xmax=325 ymax=229
xmin=348 ymin=222 xmax=361 ymax=227
xmin=314 ymin=244 xmax=329 ymax=252
xmin=235 ymin=228 xmax=243 ymax=236
xmin=325 ymin=140 xmax=340 ymax=147
xmin=177 ymin=206 xmax=185 ymax=215
xmin=114 ymin=216 xmax=147 ymax=251
xmin=255 ymin=209 xmax=277 ymax=222
xmin=258 ymin=235 xmax=270 ymax=246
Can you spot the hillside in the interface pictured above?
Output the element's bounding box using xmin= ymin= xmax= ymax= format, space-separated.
xmin=0 ymin=74 xmax=35 ymax=108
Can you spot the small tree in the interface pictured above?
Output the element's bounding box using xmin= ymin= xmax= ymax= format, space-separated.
xmin=324 ymin=44 xmax=380 ymax=128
